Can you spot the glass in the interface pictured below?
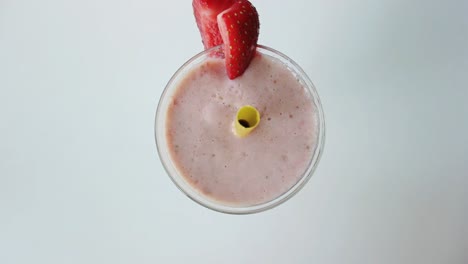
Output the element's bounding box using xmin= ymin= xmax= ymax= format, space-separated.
xmin=155 ymin=45 xmax=325 ymax=214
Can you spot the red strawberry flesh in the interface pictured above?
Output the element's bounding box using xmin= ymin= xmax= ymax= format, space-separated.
xmin=193 ymin=0 xmax=236 ymax=49
xmin=218 ymin=0 xmax=260 ymax=79
xmin=193 ymin=0 xmax=260 ymax=79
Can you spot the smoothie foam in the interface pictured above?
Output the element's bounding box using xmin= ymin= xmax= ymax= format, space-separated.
xmin=165 ymin=52 xmax=319 ymax=207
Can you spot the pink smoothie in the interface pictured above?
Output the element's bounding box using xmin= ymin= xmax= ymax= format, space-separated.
xmin=165 ymin=53 xmax=318 ymax=206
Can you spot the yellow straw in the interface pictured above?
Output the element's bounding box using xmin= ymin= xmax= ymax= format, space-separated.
xmin=234 ymin=105 xmax=260 ymax=137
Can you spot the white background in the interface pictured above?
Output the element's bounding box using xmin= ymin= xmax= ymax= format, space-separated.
xmin=1 ymin=0 xmax=467 ymax=263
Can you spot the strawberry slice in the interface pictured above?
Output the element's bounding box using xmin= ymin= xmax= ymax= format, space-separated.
xmin=217 ymin=0 xmax=260 ymax=79
xmin=193 ymin=0 xmax=260 ymax=79
xmin=193 ymin=0 xmax=236 ymax=49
